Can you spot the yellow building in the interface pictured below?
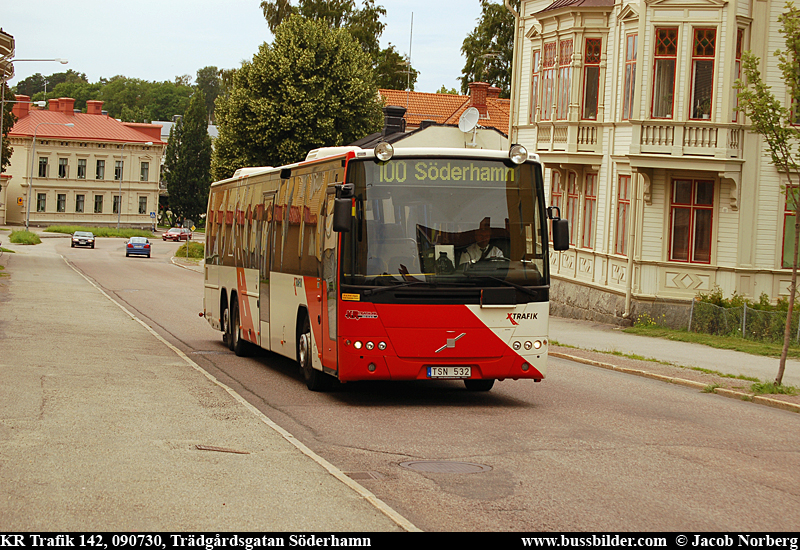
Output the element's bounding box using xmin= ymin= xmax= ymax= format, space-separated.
xmin=5 ymin=96 xmax=165 ymax=228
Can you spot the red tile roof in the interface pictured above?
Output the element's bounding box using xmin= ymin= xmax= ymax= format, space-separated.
xmin=379 ymin=88 xmax=509 ymax=135
xmin=9 ymin=108 xmax=166 ymax=145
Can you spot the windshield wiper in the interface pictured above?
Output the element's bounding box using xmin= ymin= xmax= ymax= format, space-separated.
xmin=460 ymin=272 xmax=545 ymax=298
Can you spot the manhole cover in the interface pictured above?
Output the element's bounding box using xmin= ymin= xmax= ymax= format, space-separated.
xmin=399 ymin=461 xmax=491 ymax=474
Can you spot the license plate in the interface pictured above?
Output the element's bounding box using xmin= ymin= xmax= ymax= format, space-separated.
xmin=427 ymin=366 xmax=471 ymax=379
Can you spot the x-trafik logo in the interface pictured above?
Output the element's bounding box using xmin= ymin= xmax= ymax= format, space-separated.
xmin=435 ymin=333 xmax=466 ymax=353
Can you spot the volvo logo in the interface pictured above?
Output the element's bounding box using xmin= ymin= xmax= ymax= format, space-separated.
xmin=435 ymin=333 xmax=466 ymax=353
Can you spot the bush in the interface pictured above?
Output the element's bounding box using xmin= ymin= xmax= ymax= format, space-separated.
xmin=691 ymin=286 xmax=800 ymax=343
xmin=9 ymin=230 xmax=42 ymax=245
xmin=176 ymin=241 xmax=204 ymax=259
xmin=44 ymin=226 xmax=153 ymax=238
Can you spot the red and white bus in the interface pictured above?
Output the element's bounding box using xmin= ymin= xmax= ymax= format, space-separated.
xmin=202 ymin=143 xmax=568 ymax=391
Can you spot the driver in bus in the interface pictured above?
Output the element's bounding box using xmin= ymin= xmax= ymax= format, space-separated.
xmin=459 ymin=217 xmax=505 ymax=265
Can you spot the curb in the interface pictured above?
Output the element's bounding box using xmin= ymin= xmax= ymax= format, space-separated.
xmin=550 ymin=351 xmax=800 ymax=414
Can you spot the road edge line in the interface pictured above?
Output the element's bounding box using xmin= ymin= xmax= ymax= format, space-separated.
xmin=61 ymin=255 xmax=422 ymax=533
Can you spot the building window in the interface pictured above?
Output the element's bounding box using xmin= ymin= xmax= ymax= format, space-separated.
xmin=115 ymin=160 xmax=123 ymax=181
xmin=58 ymin=158 xmax=68 ymax=179
xmin=76 ymin=194 xmax=85 ymax=213
xmin=622 ymin=34 xmax=638 ymax=121
xmin=139 ymin=196 xmax=147 ymax=215
xmin=77 ymin=159 xmax=86 ymax=179
xmin=96 ymin=160 xmax=105 ymax=180
xmin=530 ymin=49 xmax=540 ymax=124
xmin=690 ymin=28 xmax=716 ymax=120
xmin=557 ymin=39 xmax=573 ymax=120
xmin=582 ymin=38 xmax=601 ymax=120
xmin=783 ymin=187 xmax=799 ymax=268
xmin=541 ymin=42 xmax=557 ymax=121
xmin=566 ymin=172 xmax=579 ymax=246
xmin=732 ymin=29 xmax=745 ymax=122
xmin=38 ymin=157 xmax=48 ymax=178
xmin=582 ymin=174 xmax=597 ymax=249
xmin=652 ymin=27 xmax=678 ymax=119
xmin=94 ymin=195 xmax=103 ymax=214
xmin=669 ymin=179 xmax=714 ymax=263
xmin=140 ymin=162 xmax=149 ymax=182
xmin=549 ymin=171 xmax=562 ymax=242
xmin=37 ymin=193 xmax=46 ymax=212
xmin=113 ymin=195 xmax=121 ymax=215
xmin=616 ymin=175 xmax=631 ymax=256
xmin=57 ymin=193 xmax=66 ymax=213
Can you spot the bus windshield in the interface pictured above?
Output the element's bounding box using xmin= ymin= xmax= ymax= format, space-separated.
xmin=341 ymin=156 xmax=549 ymax=296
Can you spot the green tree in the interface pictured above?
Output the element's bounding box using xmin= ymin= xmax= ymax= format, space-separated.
xmin=1 ymin=81 xmax=17 ymax=174
xmin=375 ymin=45 xmax=417 ymax=90
xmin=459 ymin=0 xmax=518 ymax=97
xmin=195 ymin=66 xmax=221 ymax=123
xmin=436 ymin=85 xmax=460 ymax=95
xmin=164 ymin=92 xmax=213 ymax=223
xmin=260 ymin=0 xmax=416 ymax=90
xmin=212 ymin=15 xmax=382 ymax=180
xmin=735 ymin=1 xmax=800 ymax=386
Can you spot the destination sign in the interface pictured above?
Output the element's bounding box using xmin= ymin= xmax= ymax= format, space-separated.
xmin=372 ymin=160 xmax=516 ymax=185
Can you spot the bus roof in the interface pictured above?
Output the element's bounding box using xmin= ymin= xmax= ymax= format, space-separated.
xmin=212 ymin=146 xmax=541 ymax=188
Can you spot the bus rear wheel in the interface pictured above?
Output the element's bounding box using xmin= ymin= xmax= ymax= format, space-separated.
xmin=230 ymin=299 xmax=250 ymax=357
xmin=298 ymin=315 xmax=330 ymax=391
xmin=464 ymin=379 xmax=495 ymax=391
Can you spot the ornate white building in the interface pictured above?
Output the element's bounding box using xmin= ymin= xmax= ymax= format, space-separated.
xmin=507 ymin=0 xmax=786 ymax=324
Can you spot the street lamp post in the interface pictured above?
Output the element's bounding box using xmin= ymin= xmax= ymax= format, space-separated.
xmin=117 ymin=141 xmax=153 ymax=229
xmin=26 ymin=121 xmax=74 ymax=230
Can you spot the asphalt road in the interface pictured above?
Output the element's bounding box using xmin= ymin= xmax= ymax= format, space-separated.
xmin=61 ymin=236 xmax=800 ymax=532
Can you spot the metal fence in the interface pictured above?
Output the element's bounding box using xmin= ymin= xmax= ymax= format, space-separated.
xmin=687 ymin=301 xmax=800 ymax=343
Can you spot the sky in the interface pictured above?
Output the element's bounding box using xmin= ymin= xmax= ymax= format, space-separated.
xmin=3 ymin=0 xmax=486 ymax=94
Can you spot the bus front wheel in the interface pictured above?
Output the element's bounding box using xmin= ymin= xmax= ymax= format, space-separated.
xmin=298 ymin=315 xmax=329 ymax=391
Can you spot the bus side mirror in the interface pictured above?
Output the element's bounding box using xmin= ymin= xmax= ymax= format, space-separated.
xmin=552 ymin=219 xmax=569 ymax=251
xmin=548 ymin=206 xmax=570 ymax=251
xmin=333 ymin=198 xmax=352 ymax=232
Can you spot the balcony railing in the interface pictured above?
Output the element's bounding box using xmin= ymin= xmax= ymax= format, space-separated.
xmin=630 ymin=120 xmax=744 ymax=159
xmin=536 ymin=121 xmax=601 ymax=154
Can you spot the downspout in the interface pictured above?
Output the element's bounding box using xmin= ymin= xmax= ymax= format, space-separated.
xmin=622 ymin=172 xmax=637 ymax=318
xmin=505 ymin=0 xmax=521 ymax=144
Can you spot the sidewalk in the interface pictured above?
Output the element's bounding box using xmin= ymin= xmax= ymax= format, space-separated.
xmin=0 ymin=238 xmax=412 ymax=531
xmin=549 ymin=316 xmax=800 ymax=388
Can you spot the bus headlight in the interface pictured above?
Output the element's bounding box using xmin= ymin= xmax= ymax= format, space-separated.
xmin=533 ymin=340 xmax=543 ymax=349
xmin=375 ymin=142 xmax=394 ymax=162
xmin=509 ymin=144 xmax=528 ymax=165
xmin=366 ymin=341 xmax=375 ymax=350
xmin=354 ymin=341 xmax=363 ymax=350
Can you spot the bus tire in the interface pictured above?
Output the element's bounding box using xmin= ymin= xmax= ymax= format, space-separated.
xmin=464 ymin=379 xmax=495 ymax=391
xmin=222 ymin=302 xmax=232 ymax=349
xmin=230 ymin=299 xmax=251 ymax=357
xmin=298 ymin=315 xmax=329 ymax=391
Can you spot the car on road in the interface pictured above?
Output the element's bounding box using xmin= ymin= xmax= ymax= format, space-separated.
xmin=126 ymin=236 xmax=151 ymax=258
xmin=162 ymin=227 xmax=192 ymax=242
xmin=71 ymin=231 xmax=96 ymax=249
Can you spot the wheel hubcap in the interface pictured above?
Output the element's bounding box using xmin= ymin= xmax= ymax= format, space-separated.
xmin=299 ymin=333 xmax=310 ymax=367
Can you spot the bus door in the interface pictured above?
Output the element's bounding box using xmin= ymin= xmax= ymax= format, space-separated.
xmin=259 ymin=191 xmax=276 ymax=350
xmin=319 ymin=191 xmax=339 ymax=373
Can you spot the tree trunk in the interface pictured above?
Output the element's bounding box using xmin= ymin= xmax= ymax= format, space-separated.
xmin=778 ymin=183 xmax=799 ymax=386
